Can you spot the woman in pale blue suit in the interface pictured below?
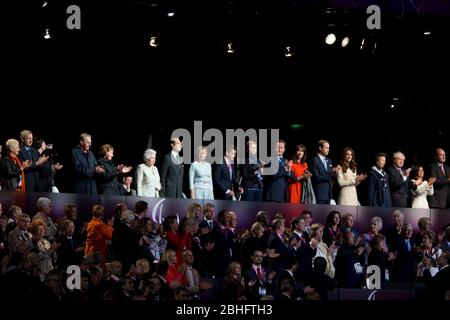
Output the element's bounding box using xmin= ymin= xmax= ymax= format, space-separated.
xmin=189 ymin=146 xmax=214 ymax=200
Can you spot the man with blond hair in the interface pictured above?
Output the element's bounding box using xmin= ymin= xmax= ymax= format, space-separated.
xmin=18 ymin=129 xmax=48 ymax=192
xmin=386 ymin=151 xmax=416 ymax=207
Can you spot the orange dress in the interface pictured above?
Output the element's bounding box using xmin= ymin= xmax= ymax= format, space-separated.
xmin=289 ymin=162 xmax=308 ymax=203
xmin=85 ymin=217 xmax=113 ymax=268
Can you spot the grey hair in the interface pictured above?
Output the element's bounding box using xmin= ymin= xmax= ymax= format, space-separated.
xmin=371 ymin=216 xmax=383 ymax=230
xmin=143 ymin=149 xmax=157 ymax=161
xmin=37 ymin=197 xmax=52 ymax=212
xmin=392 ymin=210 xmax=404 ymax=220
xmin=120 ymin=210 xmax=135 ymax=224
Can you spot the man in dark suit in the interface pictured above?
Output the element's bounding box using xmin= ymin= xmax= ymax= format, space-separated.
xmin=209 ymin=209 xmax=234 ymax=278
xmin=386 ymin=151 xmax=416 ymax=207
xmin=267 ymin=219 xmax=296 ymax=274
xmin=311 ymin=139 xmax=335 ymax=204
xmin=264 ymin=140 xmax=293 ymax=202
xmin=291 ymin=217 xmax=313 ymax=282
xmin=71 ymin=133 xmax=104 ymax=194
xmin=391 ymin=223 xmax=420 ymax=283
xmin=18 ymin=130 xmax=49 ymax=192
xmin=428 ymin=148 xmax=450 ymax=209
xmin=214 ymin=145 xmax=242 ymax=200
xmin=56 ymin=220 xmax=80 ymax=270
xmin=243 ymin=250 xmax=276 ymax=300
xmin=423 ymin=252 xmax=450 ymax=300
xmin=160 ymin=137 xmax=184 ymax=198
xmin=118 ymin=175 xmax=137 ymax=196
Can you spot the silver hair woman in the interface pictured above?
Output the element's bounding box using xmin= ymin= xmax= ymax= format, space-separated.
xmin=135 ymin=149 xmax=162 ymax=197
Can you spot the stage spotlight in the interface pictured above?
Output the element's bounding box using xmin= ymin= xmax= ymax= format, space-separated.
xmin=149 ymin=36 xmax=159 ymax=48
xmin=167 ymin=12 xmax=175 ymax=17
xmin=424 ymin=31 xmax=431 ymax=35
xmin=341 ymin=37 xmax=350 ymax=47
xmin=41 ymin=1 xmax=48 ymax=7
xmin=43 ymin=28 xmax=51 ymax=40
xmin=360 ymin=38 xmax=365 ymax=50
xmin=226 ymin=42 xmax=235 ymax=54
xmin=325 ymin=33 xmax=336 ymax=45
xmin=284 ymin=46 xmax=294 ymax=58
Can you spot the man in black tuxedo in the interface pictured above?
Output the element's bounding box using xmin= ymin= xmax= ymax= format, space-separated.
xmin=18 ymin=130 xmax=48 ymax=192
xmin=160 ymin=137 xmax=184 ymax=198
xmin=311 ymin=139 xmax=335 ymax=204
xmin=429 ymin=148 xmax=450 ymax=209
xmin=71 ymin=133 xmax=104 ymax=194
xmin=213 ymin=145 xmax=241 ymax=200
xmin=386 ymin=151 xmax=416 ymax=207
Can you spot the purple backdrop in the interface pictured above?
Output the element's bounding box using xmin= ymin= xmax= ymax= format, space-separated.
xmin=1 ymin=191 xmax=449 ymax=234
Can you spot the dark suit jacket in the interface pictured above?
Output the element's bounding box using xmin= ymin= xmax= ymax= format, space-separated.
xmin=38 ymin=161 xmax=53 ymax=192
xmin=210 ymin=224 xmax=234 ymax=278
xmin=292 ymin=231 xmax=313 ymax=282
xmin=423 ymin=265 xmax=450 ymax=300
xmin=213 ymin=162 xmax=239 ymax=200
xmin=97 ymin=158 xmax=121 ymax=195
xmin=428 ymin=162 xmax=450 ymax=209
xmin=0 ymin=157 xmax=22 ymax=191
xmin=267 ymin=233 xmax=296 ymax=274
xmin=19 ymin=145 xmax=41 ymax=192
xmin=160 ymin=152 xmax=184 ymax=198
xmin=334 ymin=244 xmax=364 ymax=288
xmin=264 ymin=157 xmax=293 ymax=202
xmin=386 ymin=165 xmax=416 ymax=207
xmin=311 ymin=155 xmax=333 ymax=204
xmin=118 ymin=185 xmax=137 ymax=196
xmin=243 ymin=265 xmax=274 ymax=300
xmin=71 ymin=146 xmax=98 ymax=194
xmin=240 ymin=160 xmax=263 ymax=190
xmin=56 ymin=235 xmax=79 ymax=270
xmin=392 ymin=237 xmax=420 ymax=283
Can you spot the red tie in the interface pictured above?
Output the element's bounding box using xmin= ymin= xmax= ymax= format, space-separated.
xmin=256 ymin=267 xmax=263 ymax=280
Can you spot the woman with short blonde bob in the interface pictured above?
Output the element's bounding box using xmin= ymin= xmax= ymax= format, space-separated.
xmin=189 ymin=146 xmax=214 ymax=200
xmin=0 ymin=139 xmax=31 ymax=191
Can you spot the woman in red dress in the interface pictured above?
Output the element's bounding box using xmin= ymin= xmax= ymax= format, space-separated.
xmin=288 ymin=144 xmax=312 ymax=203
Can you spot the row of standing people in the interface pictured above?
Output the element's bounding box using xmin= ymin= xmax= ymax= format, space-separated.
xmin=1 ymin=131 xmax=449 ymax=209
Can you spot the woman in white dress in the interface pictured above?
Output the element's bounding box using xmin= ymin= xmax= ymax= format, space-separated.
xmin=337 ymin=147 xmax=367 ymax=206
xmin=411 ymin=165 xmax=435 ymax=209
xmin=310 ymin=223 xmax=335 ymax=279
xmin=136 ymin=149 xmax=161 ymax=197
xmin=189 ymin=146 xmax=214 ymax=200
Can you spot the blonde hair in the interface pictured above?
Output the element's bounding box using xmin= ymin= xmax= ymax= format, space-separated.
xmin=79 ymin=133 xmax=91 ymax=142
xmin=393 ymin=151 xmax=405 ymax=160
xmin=5 ymin=139 xmax=19 ymax=152
xmin=20 ymin=130 xmax=32 ymax=141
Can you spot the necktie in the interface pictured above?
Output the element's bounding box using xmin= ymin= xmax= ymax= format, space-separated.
xmin=227 ymin=163 xmax=232 ymax=180
xmin=208 ymin=221 xmax=213 ymax=229
xmin=406 ymin=240 xmax=411 ymax=252
xmin=441 ymin=164 xmax=446 ymax=175
xmin=256 ymin=267 xmax=263 ymax=280
xmin=323 ymin=158 xmax=327 ymax=170
xmin=23 ymin=231 xmax=29 ymax=240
